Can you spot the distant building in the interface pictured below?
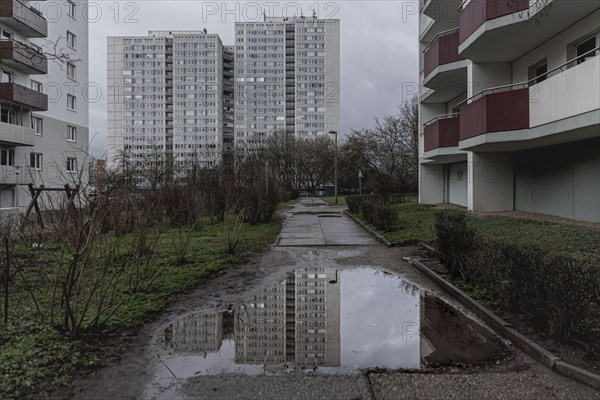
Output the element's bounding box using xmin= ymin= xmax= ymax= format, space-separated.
xmin=234 ymin=17 xmax=340 ymax=151
xmin=1 ymin=0 xmax=89 ymax=211
xmin=418 ymin=0 xmax=600 ymax=222
xmin=107 ymin=31 xmax=233 ymax=176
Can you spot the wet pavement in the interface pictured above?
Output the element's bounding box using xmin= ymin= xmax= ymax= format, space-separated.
xmin=69 ymin=199 xmax=600 ymax=400
xmin=276 ymin=199 xmax=376 ymax=246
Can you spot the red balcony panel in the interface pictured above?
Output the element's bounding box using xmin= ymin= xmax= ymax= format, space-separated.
xmin=0 ymin=40 xmax=47 ymax=74
xmin=0 ymin=0 xmax=48 ymax=38
xmin=424 ymin=30 xmax=465 ymax=77
xmin=459 ymin=88 xmax=529 ymax=141
xmin=424 ymin=115 xmax=460 ymax=152
xmin=0 ymin=82 xmax=48 ymax=111
xmin=459 ymin=0 xmax=529 ymax=44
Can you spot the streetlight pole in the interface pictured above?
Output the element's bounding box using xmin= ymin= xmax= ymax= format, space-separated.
xmin=14 ymin=166 xmax=20 ymax=210
xmin=329 ymin=130 xmax=338 ymax=205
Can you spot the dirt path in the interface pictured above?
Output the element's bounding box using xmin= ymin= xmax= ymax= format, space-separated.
xmin=64 ymin=200 xmax=599 ymax=399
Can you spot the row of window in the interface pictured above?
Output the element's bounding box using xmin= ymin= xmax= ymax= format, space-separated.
xmin=0 ymin=149 xmax=77 ymax=173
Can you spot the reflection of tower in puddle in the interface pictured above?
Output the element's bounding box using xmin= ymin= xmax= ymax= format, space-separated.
xmin=234 ymin=280 xmax=287 ymax=364
xmin=232 ymin=266 xmax=341 ymax=367
xmin=294 ymin=267 xmax=341 ymax=367
xmin=162 ymin=312 xmax=224 ymax=354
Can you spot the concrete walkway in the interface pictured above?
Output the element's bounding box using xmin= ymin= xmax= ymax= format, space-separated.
xmin=276 ymin=198 xmax=377 ymax=246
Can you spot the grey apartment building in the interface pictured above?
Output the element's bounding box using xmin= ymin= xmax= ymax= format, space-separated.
xmin=1 ymin=0 xmax=89 ymax=212
xmin=107 ymin=31 xmax=234 ymax=175
xmin=234 ymin=17 xmax=340 ymax=150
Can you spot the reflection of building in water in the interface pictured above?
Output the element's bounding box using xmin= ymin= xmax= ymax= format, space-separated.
xmin=163 ymin=267 xmax=341 ymax=367
xmin=163 ymin=312 xmax=224 ymax=353
xmin=295 ymin=267 xmax=340 ymax=367
xmin=234 ymin=281 xmax=287 ymax=364
xmin=234 ymin=267 xmax=340 ymax=367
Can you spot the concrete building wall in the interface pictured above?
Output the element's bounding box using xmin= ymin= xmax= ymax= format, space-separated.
xmin=419 ymin=163 xmax=445 ymax=204
xmin=468 ymin=61 xmax=511 ymax=97
xmin=512 ymin=10 xmax=600 ymax=83
xmin=448 ymin=162 xmax=467 ymax=207
xmin=468 ymin=152 xmax=514 ymax=212
xmin=515 ymin=138 xmax=600 ymax=222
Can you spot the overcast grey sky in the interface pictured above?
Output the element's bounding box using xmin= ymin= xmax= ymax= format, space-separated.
xmin=88 ymin=1 xmax=419 ymax=157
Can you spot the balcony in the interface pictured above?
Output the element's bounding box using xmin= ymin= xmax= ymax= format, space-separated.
xmin=458 ymin=1 xmax=600 ymax=61
xmin=459 ymin=0 xmax=528 ymax=44
xmin=424 ymin=114 xmax=460 ymax=152
xmin=0 ymin=82 xmax=48 ymax=110
xmin=0 ymin=0 xmax=47 ymax=38
xmin=458 ymin=50 xmax=600 ymax=151
xmin=423 ymin=29 xmax=467 ymax=89
xmin=0 ymin=165 xmax=35 ymax=185
xmin=0 ymin=40 xmax=47 ymax=74
xmin=0 ymin=120 xmax=35 ymax=146
xmin=419 ymin=0 xmax=460 ymax=44
xmin=459 ymin=87 xmax=529 ymax=141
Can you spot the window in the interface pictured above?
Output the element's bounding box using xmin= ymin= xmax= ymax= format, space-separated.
xmin=1 ymin=148 xmax=15 ymax=166
xmin=30 ymin=80 xmax=43 ymax=92
xmin=30 ymin=153 xmax=42 ymax=170
xmin=1 ymin=108 xmax=14 ymax=124
xmin=528 ymin=59 xmax=548 ymax=85
xmin=32 ymin=116 xmax=43 ymax=135
xmin=66 ymin=31 xmax=76 ymax=49
xmin=576 ymin=36 xmax=597 ymax=64
xmin=1 ymin=69 xmax=11 ymax=83
xmin=67 ymin=94 xmax=76 ymax=110
xmin=66 ymin=157 xmax=77 ymax=173
xmin=0 ymin=30 xmax=11 ymax=41
xmin=66 ymin=62 xmax=76 ymax=80
xmin=67 ymin=125 xmax=76 ymax=142
xmin=66 ymin=0 xmax=76 ymax=17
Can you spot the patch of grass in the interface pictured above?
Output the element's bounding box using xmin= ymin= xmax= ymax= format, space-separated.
xmin=352 ymin=202 xmax=436 ymax=244
xmin=320 ymin=195 xmax=347 ymax=206
xmin=351 ymin=204 xmax=600 ymax=262
xmin=0 ymin=218 xmax=281 ymax=399
xmin=469 ymin=217 xmax=600 ymax=262
xmin=277 ymin=198 xmax=302 ymax=210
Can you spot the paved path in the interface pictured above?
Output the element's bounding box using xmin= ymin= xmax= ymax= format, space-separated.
xmin=67 ymin=199 xmax=600 ymax=400
xmin=276 ymin=198 xmax=377 ymax=246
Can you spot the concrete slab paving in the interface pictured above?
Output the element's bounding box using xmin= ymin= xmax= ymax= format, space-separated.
xmin=277 ymin=199 xmax=377 ymax=247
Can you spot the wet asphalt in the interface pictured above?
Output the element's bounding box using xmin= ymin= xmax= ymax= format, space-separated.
xmin=68 ymin=199 xmax=600 ymax=400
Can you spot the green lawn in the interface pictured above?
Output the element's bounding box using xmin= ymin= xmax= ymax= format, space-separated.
xmin=351 ymin=203 xmax=600 ymax=261
xmin=276 ymin=197 xmax=302 ymax=210
xmin=0 ymin=218 xmax=281 ymax=399
xmin=320 ymin=195 xmax=347 ymax=206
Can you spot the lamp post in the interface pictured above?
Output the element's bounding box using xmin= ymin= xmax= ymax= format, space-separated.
xmin=329 ymin=130 xmax=338 ymax=205
xmin=14 ymin=166 xmax=20 ymax=209
xmin=358 ymin=169 xmax=363 ymax=196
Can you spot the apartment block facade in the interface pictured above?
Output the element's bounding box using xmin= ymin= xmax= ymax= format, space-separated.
xmin=1 ymin=0 xmax=88 ymax=211
xmin=107 ymin=31 xmax=233 ymax=175
xmin=419 ymin=0 xmax=600 ymax=222
xmin=233 ymin=17 xmax=340 ymax=150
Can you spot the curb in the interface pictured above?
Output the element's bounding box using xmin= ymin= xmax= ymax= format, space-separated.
xmin=343 ymin=210 xmax=392 ymax=247
xmin=411 ymin=258 xmax=600 ymax=390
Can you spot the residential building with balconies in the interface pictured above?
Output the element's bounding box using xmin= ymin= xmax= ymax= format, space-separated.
xmin=418 ymin=0 xmax=600 ymax=222
xmin=1 ymin=0 xmax=89 ymax=212
xmin=107 ymin=31 xmax=232 ymax=178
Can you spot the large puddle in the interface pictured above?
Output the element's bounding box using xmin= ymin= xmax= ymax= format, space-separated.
xmin=155 ymin=267 xmax=508 ymax=378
